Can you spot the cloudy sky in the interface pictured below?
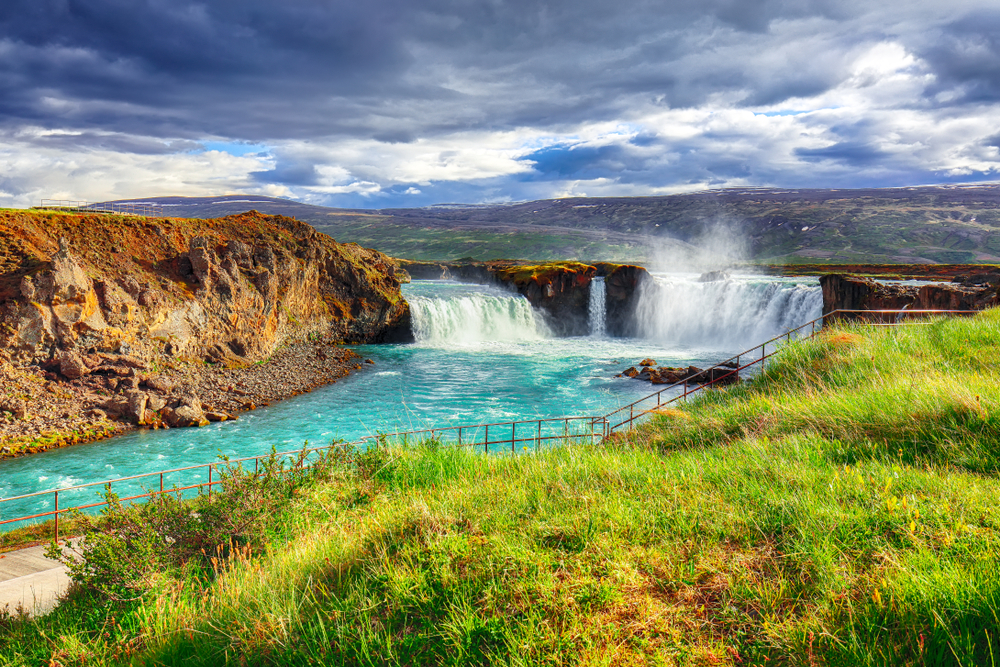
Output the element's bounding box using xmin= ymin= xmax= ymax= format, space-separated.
xmin=2 ymin=0 xmax=1000 ymax=209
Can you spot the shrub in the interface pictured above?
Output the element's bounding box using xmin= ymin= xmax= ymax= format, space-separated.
xmin=46 ymin=444 xmax=344 ymax=601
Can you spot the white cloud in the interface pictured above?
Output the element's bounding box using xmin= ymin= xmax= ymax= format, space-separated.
xmin=0 ymin=129 xmax=274 ymax=208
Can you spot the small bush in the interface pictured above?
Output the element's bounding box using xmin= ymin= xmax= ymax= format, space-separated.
xmin=46 ymin=444 xmax=344 ymax=601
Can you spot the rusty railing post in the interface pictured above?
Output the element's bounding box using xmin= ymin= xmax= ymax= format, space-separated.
xmin=485 ymin=425 xmax=489 ymax=453
xmin=208 ymin=464 xmax=213 ymax=499
xmin=54 ymin=491 xmax=59 ymax=543
xmin=511 ymin=424 xmax=516 ymax=453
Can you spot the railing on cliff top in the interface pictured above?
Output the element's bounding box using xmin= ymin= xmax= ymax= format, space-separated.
xmin=36 ymin=199 xmax=163 ymax=217
xmin=0 ymin=308 xmax=979 ymax=541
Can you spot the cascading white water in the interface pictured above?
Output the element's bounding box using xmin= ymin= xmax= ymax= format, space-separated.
xmin=408 ymin=289 xmax=551 ymax=346
xmin=589 ymin=277 xmax=607 ymax=337
xmin=633 ymin=274 xmax=822 ymax=349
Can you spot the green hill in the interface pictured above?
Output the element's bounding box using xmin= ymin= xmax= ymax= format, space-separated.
xmin=96 ymin=184 xmax=1000 ymax=264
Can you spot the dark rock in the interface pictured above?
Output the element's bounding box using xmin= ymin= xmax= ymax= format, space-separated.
xmin=59 ymin=351 xmax=89 ymax=380
xmin=125 ymin=390 xmax=149 ymax=425
xmin=820 ymin=274 xmax=998 ymax=320
xmin=639 ymin=358 xmax=656 ymax=367
xmin=396 ymin=260 xmax=452 ymax=280
xmin=953 ymin=272 xmax=1000 ymax=287
xmin=622 ymin=366 xmax=639 ymax=378
xmin=0 ymin=400 xmax=27 ymax=419
xmin=188 ymin=237 xmax=215 ymax=283
xmin=658 ymin=367 xmax=690 ymax=384
xmin=162 ymin=403 xmax=209 ymax=428
xmin=144 ymin=375 xmax=173 ymax=393
xmin=604 ymin=265 xmax=651 ymax=337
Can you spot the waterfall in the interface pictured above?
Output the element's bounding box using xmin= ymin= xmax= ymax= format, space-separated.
xmin=589 ymin=277 xmax=606 ymax=337
xmin=632 ymin=274 xmax=822 ymax=349
xmin=408 ymin=291 xmax=551 ymax=346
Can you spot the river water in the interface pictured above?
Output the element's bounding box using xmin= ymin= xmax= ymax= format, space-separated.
xmin=0 ymin=274 xmax=821 ymax=524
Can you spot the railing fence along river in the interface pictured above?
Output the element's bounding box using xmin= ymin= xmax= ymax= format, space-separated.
xmin=0 ymin=308 xmax=977 ymax=541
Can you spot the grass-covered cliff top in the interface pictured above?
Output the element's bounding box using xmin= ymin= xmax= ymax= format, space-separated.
xmin=490 ymin=261 xmax=597 ymax=286
xmin=3 ymin=311 xmax=1000 ymax=665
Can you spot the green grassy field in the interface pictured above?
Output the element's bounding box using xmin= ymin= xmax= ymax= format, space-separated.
xmin=106 ymin=187 xmax=1000 ymax=264
xmin=3 ymin=311 xmax=1000 ymax=666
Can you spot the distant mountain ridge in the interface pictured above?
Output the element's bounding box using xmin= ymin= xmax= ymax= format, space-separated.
xmin=98 ymin=185 xmax=1000 ymax=264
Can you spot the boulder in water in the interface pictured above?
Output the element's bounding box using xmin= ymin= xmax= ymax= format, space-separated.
xmin=622 ymin=366 xmax=639 ymax=378
xmin=639 ymin=358 xmax=656 ymax=367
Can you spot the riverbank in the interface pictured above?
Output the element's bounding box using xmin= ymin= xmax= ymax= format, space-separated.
xmin=0 ymin=337 xmax=369 ymax=459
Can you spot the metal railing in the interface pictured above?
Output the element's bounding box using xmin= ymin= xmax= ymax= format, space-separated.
xmin=36 ymin=199 xmax=163 ymax=217
xmin=0 ymin=308 xmax=979 ymax=541
xmin=601 ymin=308 xmax=980 ymax=435
xmin=0 ymin=417 xmax=603 ymax=541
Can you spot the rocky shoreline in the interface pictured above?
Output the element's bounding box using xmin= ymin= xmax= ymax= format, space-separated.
xmin=0 ymin=209 xmax=416 ymax=460
xmin=0 ymin=336 xmax=372 ymax=459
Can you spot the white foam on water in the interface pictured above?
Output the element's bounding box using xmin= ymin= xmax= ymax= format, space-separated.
xmin=633 ymin=273 xmax=822 ymax=350
xmin=409 ymin=286 xmax=550 ymax=346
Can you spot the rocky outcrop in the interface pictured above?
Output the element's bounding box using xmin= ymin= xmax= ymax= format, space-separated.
xmin=620 ymin=361 xmax=739 ymax=385
xmin=819 ymin=274 xmax=999 ymax=319
xmin=0 ymin=209 xmax=412 ymax=442
xmin=601 ymin=264 xmax=649 ymax=337
xmin=1 ymin=210 xmax=411 ymax=365
xmin=490 ymin=263 xmax=597 ymax=336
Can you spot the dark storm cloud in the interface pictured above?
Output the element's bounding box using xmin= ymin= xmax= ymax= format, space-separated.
xmin=795 ymin=141 xmax=890 ymax=166
xmin=0 ymin=0 xmax=864 ymax=141
xmin=522 ymin=144 xmax=635 ymax=181
xmin=17 ymin=130 xmax=201 ymax=155
xmin=917 ymin=9 xmax=1000 ymax=105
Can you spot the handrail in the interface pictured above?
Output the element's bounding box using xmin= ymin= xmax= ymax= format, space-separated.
xmin=0 ymin=307 xmax=979 ymax=540
xmin=599 ymin=308 xmax=979 ymax=434
xmin=35 ymin=199 xmax=163 ymax=217
xmin=0 ymin=416 xmax=603 ymax=540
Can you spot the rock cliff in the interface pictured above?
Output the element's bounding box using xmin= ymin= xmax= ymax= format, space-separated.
xmin=0 ymin=209 xmax=411 ymax=365
xmin=0 ymin=209 xmax=411 ymax=452
xmin=490 ymin=263 xmax=597 ymax=336
xmin=597 ymin=263 xmax=649 ymax=337
xmin=819 ymin=274 xmax=999 ymax=318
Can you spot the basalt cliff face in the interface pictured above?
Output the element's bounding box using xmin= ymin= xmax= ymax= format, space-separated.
xmin=0 ymin=210 xmax=411 ymax=453
xmin=0 ymin=210 xmax=411 ymax=364
xmin=396 ymin=259 xmax=649 ymax=336
xmin=819 ymin=274 xmax=1000 ymax=317
xmin=597 ymin=263 xmax=649 ymax=337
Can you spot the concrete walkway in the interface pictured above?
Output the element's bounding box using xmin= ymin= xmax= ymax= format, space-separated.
xmin=0 ymin=542 xmax=73 ymax=617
